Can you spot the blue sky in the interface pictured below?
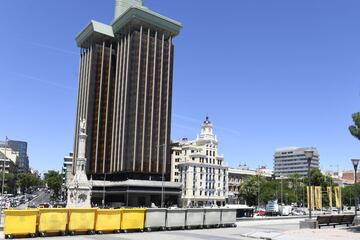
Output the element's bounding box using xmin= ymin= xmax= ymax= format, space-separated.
xmin=1 ymin=0 xmax=360 ymax=173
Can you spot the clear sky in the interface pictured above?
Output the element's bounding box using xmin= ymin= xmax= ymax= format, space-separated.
xmin=1 ymin=0 xmax=360 ymax=173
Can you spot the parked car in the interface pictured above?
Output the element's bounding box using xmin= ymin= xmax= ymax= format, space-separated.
xmin=266 ymin=200 xmax=280 ymax=216
xmin=255 ymin=209 xmax=266 ymax=216
xmin=279 ymin=205 xmax=292 ymax=216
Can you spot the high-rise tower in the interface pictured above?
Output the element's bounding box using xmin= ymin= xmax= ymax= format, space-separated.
xmin=73 ymin=0 xmax=181 ymax=181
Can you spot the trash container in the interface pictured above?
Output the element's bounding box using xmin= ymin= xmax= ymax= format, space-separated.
xmin=144 ymin=208 xmax=166 ymax=231
xmin=220 ymin=208 xmax=237 ymax=227
xmin=121 ymin=208 xmax=145 ymax=232
xmin=4 ymin=209 xmax=38 ymax=239
xmin=186 ymin=208 xmax=204 ymax=229
xmin=38 ymin=208 xmax=68 ymax=236
xmin=68 ymin=208 xmax=96 ymax=235
xmin=203 ymin=208 xmax=221 ymax=228
xmin=166 ymin=209 xmax=186 ymax=230
xmin=95 ymin=209 xmax=122 ymax=233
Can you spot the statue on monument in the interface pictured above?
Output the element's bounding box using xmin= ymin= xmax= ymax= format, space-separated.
xmin=66 ymin=118 xmax=92 ymax=208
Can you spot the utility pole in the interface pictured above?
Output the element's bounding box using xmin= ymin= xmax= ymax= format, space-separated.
xmin=0 ymin=137 xmax=8 ymax=225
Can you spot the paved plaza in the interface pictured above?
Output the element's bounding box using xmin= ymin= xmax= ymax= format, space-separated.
xmin=1 ymin=218 xmax=359 ymax=240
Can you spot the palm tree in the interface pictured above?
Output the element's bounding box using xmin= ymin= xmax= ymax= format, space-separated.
xmin=349 ymin=112 xmax=360 ymax=140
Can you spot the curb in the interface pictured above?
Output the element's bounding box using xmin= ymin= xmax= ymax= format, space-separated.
xmin=237 ymin=216 xmax=306 ymax=222
xmin=240 ymin=234 xmax=272 ymax=240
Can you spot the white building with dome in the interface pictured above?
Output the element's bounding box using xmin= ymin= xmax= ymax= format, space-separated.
xmin=170 ymin=116 xmax=228 ymax=207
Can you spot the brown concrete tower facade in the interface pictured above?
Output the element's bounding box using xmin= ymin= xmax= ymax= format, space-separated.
xmin=72 ymin=1 xmax=181 ymax=182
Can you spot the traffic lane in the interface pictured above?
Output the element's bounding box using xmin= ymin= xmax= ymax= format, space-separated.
xmin=17 ymin=191 xmax=50 ymax=209
xmin=31 ymin=191 xmax=51 ymax=206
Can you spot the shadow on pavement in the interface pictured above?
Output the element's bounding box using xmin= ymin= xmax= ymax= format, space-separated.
xmin=345 ymin=226 xmax=360 ymax=233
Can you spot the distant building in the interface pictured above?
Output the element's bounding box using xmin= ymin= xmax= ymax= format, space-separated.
xmin=256 ymin=165 xmax=273 ymax=177
xmin=273 ymin=147 xmax=320 ymax=179
xmin=0 ymin=152 xmax=17 ymax=174
xmin=171 ymin=116 xmax=228 ymax=207
xmin=62 ymin=153 xmax=74 ymax=187
xmin=324 ymin=170 xmax=360 ymax=187
xmin=7 ymin=140 xmax=29 ymax=172
xmin=228 ymin=165 xmax=273 ymax=204
xmin=0 ymin=144 xmax=19 ymax=166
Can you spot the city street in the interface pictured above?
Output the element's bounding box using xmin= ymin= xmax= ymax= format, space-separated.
xmin=17 ymin=190 xmax=51 ymax=209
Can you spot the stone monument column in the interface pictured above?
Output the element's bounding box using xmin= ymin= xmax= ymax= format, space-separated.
xmin=67 ymin=119 xmax=92 ymax=208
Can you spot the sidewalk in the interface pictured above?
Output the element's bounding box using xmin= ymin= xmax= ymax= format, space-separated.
xmin=241 ymin=226 xmax=360 ymax=240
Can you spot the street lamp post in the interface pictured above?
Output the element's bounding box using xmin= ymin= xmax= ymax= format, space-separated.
xmin=0 ymin=137 xmax=8 ymax=225
xmin=351 ymin=159 xmax=359 ymax=216
xmin=102 ymin=173 xmax=106 ymax=208
xmin=304 ymin=150 xmax=314 ymax=219
xmin=157 ymin=144 xmax=166 ymax=208
xmin=257 ymin=174 xmax=260 ymax=208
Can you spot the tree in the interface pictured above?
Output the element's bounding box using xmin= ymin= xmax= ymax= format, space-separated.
xmin=349 ymin=112 xmax=360 ymax=140
xmin=239 ymin=175 xmax=265 ymax=206
xmin=44 ymin=170 xmax=63 ymax=198
xmin=17 ymin=172 xmax=42 ymax=194
xmin=5 ymin=173 xmax=17 ymax=194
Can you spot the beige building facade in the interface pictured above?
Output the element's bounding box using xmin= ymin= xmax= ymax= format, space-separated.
xmin=171 ymin=116 xmax=228 ymax=207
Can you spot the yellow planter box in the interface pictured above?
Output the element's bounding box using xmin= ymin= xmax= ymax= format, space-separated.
xmin=95 ymin=209 xmax=122 ymax=232
xmin=38 ymin=208 xmax=68 ymax=234
xmin=68 ymin=208 xmax=96 ymax=233
xmin=4 ymin=209 xmax=38 ymax=237
xmin=121 ymin=208 xmax=145 ymax=230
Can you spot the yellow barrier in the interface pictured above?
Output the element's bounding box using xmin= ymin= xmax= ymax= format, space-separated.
xmin=95 ymin=209 xmax=122 ymax=233
xmin=121 ymin=208 xmax=145 ymax=232
xmin=4 ymin=209 xmax=38 ymax=239
xmin=38 ymin=208 xmax=68 ymax=236
xmin=68 ymin=208 xmax=96 ymax=234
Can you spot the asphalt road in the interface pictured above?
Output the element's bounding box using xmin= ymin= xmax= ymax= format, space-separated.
xmin=17 ymin=190 xmax=51 ymax=209
xmin=15 ymin=218 xmax=302 ymax=240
